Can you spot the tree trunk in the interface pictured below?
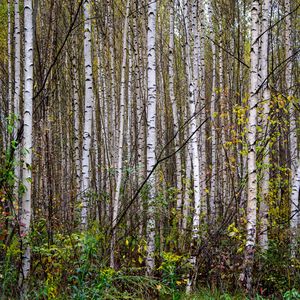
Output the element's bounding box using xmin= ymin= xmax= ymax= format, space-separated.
xmin=259 ymin=0 xmax=271 ymax=251
xmin=169 ymin=0 xmax=183 ymax=224
xmin=81 ymin=0 xmax=94 ymax=229
xmin=110 ymin=0 xmax=130 ymax=269
xmin=285 ymin=0 xmax=299 ymax=257
xmin=19 ymin=0 xmax=34 ymax=296
xmin=242 ymin=0 xmax=260 ymax=294
xmin=146 ymin=0 xmax=157 ymax=274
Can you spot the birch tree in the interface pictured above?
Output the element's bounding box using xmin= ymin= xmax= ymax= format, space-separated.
xmin=285 ymin=0 xmax=299 ymax=256
xmin=7 ymin=0 xmax=12 ymax=118
xmin=14 ymin=0 xmax=21 ymax=195
xmin=146 ymin=0 xmax=157 ymax=274
xmin=111 ymin=0 xmax=130 ymax=268
xmin=19 ymin=0 xmax=34 ymax=294
xmin=81 ymin=0 xmax=94 ymax=229
xmin=199 ymin=0 xmax=207 ymax=219
xmin=71 ymin=38 xmax=81 ymax=194
xmin=208 ymin=1 xmax=216 ymax=223
xmin=186 ymin=0 xmax=202 ymax=292
xmin=259 ymin=0 xmax=271 ymax=251
xmin=169 ymin=0 xmax=182 ymax=220
xmin=242 ymin=0 xmax=260 ymax=293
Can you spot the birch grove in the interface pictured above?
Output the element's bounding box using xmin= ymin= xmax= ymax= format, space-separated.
xmin=0 ymin=0 xmax=299 ymax=298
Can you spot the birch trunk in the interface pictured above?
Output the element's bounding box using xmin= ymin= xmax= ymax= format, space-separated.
xmin=107 ymin=0 xmax=117 ymax=169
xmin=242 ymin=0 xmax=260 ymax=293
xmin=259 ymin=0 xmax=271 ymax=251
xmin=81 ymin=0 xmax=94 ymax=229
xmin=19 ymin=0 xmax=34 ymax=295
xmin=134 ymin=14 xmax=146 ymax=236
xmin=14 ymin=0 xmax=21 ymax=196
xmin=110 ymin=0 xmax=130 ymax=269
xmin=72 ymin=39 xmax=81 ymax=194
xmin=146 ymin=0 xmax=157 ymax=274
xmin=169 ymin=0 xmax=183 ymax=219
xmin=208 ymin=2 xmax=216 ymax=223
xmin=285 ymin=0 xmax=299 ymax=256
xmin=199 ymin=1 xmax=207 ymax=219
xmin=7 ymin=0 xmax=12 ymax=119
xmin=186 ymin=0 xmax=202 ymax=292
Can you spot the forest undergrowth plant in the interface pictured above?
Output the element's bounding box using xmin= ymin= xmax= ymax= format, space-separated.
xmin=0 ymin=116 xmax=24 ymax=298
xmin=283 ymin=288 xmax=300 ymax=300
xmin=0 ymin=235 xmax=20 ymax=297
xmin=256 ymin=239 xmax=300 ymax=297
xmin=159 ymin=251 xmax=188 ymax=299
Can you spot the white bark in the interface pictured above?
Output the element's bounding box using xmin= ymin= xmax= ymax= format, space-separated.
xmin=72 ymin=39 xmax=81 ymax=193
xmin=208 ymin=2 xmax=216 ymax=223
xmin=14 ymin=0 xmax=21 ymax=196
xmin=243 ymin=0 xmax=260 ymax=292
xmin=146 ymin=0 xmax=157 ymax=274
xmin=81 ymin=0 xmax=94 ymax=229
xmin=127 ymin=42 xmax=133 ymax=163
xmin=110 ymin=0 xmax=130 ymax=268
xmin=285 ymin=0 xmax=299 ymax=256
xmin=186 ymin=0 xmax=202 ymax=292
xmin=19 ymin=0 xmax=33 ymax=294
xmin=107 ymin=0 xmax=117 ymax=168
xmin=14 ymin=0 xmax=21 ymax=121
xmin=259 ymin=0 xmax=271 ymax=251
xmin=199 ymin=1 xmax=207 ymax=219
xmin=7 ymin=0 xmax=12 ymax=118
xmin=134 ymin=14 xmax=146 ymax=236
xmin=190 ymin=3 xmax=201 ymax=240
xmin=169 ymin=0 xmax=183 ymax=218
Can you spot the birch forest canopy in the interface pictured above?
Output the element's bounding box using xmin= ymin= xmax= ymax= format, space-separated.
xmin=0 ymin=0 xmax=299 ymax=299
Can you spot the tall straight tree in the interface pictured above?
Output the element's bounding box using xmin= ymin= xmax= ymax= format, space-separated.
xmin=146 ymin=0 xmax=157 ymax=274
xmin=169 ymin=0 xmax=182 ymax=220
xmin=19 ymin=0 xmax=34 ymax=295
xmin=81 ymin=0 xmax=94 ymax=229
xmin=285 ymin=0 xmax=299 ymax=256
xmin=242 ymin=0 xmax=260 ymax=294
xmin=14 ymin=0 xmax=21 ymax=196
xmin=186 ymin=0 xmax=202 ymax=292
xmin=7 ymin=0 xmax=12 ymax=119
xmin=259 ymin=0 xmax=271 ymax=251
xmin=111 ymin=0 xmax=130 ymax=268
xmin=199 ymin=0 xmax=207 ymax=219
xmin=208 ymin=1 xmax=216 ymax=223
